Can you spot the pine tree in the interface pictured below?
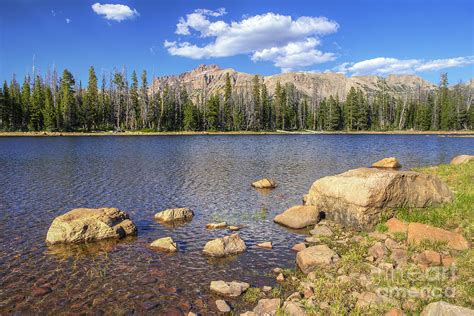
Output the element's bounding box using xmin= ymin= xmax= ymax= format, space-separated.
xmin=206 ymin=94 xmax=219 ymax=130
xmin=223 ymin=73 xmax=232 ymax=130
xmin=130 ymin=70 xmax=140 ymax=130
xmin=251 ymin=75 xmax=261 ymax=130
xmin=59 ymin=69 xmax=76 ymax=130
xmin=29 ymin=75 xmax=44 ymax=131
xmin=261 ymin=83 xmax=270 ymax=130
xmin=1 ymin=81 xmax=10 ymax=130
xmin=21 ymin=76 xmax=31 ymax=130
xmin=356 ymin=90 xmax=369 ymax=130
xmin=83 ymin=66 xmax=99 ymax=130
xmin=438 ymin=73 xmax=455 ymax=130
xmin=344 ymin=87 xmax=357 ymax=130
xmin=43 ymin=86 xmax=55 ymax=131
xmin=140 ymin=70 xmax=149 ymax=129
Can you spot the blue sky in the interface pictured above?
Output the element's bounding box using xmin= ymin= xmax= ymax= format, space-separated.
xmin=1 ymin=0 xmax=473 ymax=84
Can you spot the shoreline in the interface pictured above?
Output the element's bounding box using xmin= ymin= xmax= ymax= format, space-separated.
xmin=0 ymin=130 xmax=473 ymax=137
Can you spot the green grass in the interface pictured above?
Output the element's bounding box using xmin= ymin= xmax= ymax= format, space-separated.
xmin=242 ymin=287 xmax=262 ymax=303
xmin=396 ymin=161 xmax=474 ymax=236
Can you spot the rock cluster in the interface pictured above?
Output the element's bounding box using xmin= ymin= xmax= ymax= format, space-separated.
xmin=210 ymin=280 xmax=250 ymax=297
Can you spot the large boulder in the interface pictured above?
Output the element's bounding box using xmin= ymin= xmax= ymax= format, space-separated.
xmin=407 ymin=222 xmax=469 ymax=251
xmin=154 ymin=208 xmax=194 ymax=222
xmin=450 ymin=155 xmax=474 ymax=165
xmin=372 ymin=157 xmax=401 ymax=168
xmin=273 ymin=205 xmax=320 ymax=229
xmin=210 ymin=280 xmax=250 ymax=297
xmin=251 ymin=178 xmax=277 ymax=189
xmin=296 ymin=244 xmax=339 ymax=274
xmin=305 ymin=167 xmax=453 ymax=230
xmin=203 ymin=234 xmax=247 ymax=257
xmin=421 ymin=301 xmax=474 ymax=316
xmin=46 ymin=208 xmax=137 ymax=244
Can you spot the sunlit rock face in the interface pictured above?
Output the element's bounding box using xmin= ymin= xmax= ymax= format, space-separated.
xmin=46 ymin=207 xmax=137 ymax=244
xmin=305 ymin=168 xmax=453 ymax=230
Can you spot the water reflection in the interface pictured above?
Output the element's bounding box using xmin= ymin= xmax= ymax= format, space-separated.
xmin=0 ymin=135 xmax=472 ymax=314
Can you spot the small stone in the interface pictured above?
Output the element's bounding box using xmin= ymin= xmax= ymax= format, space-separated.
xmin=372 ymin=157 xmax=401 ymax=168
xmin=291 ymin=243 xmax=306 ymax=252
xmin=228 ymin=225 xmax=240 ymax=231
xmin=368 ymin=242 xmax=388 ymax=259
xmin=187 ymin=313 xmax=197 ymax=316
xmin=296 ymin=245 xmax=339 ymax=274
xmin=276 ymin=273 xmax=285 ymax=282
xmin=150 ymin=237 xmax=178 ymax=252
xmin=206 ymin=222 xmax=227 ymax=229
xmin=215 ymin=300 xmax=231 ymax=313
xmin=310 ymin=225 xmax=333 ymax=237
xmin=252 ymin=178 xmax=277 ymax=189
xmin=391 ymin=248 xmax=408 ymax=265
xmin=210 ymin=280 xmax=250 ymax=297
xmin=253 ymin=299 xmax=281 ymax=315
xmin=256 ymin=242 xmax=273 ymax=249
xmin=283 ymin=301 xmax=305 ymax=316
xmin=366 ymin=256 xmax=375 ymax=262
xmin=413 ymin=250 xmax=442 ymax=266
xmin=203 ymin=234 xmax=246 ymax=257
xmin=155 ymin=208 xmax=194 ymax=223
xmin=337 ymin=275 xmax=351 ymax=283
xmin=305 ymin=236 xmax=320 ymax=243
xmin=32 ymin=286 xmax=52 ymax=297
xmin=262 ymin=286 xmax=272 ymax=292
xmin=407 ymin=222 xmax=469 ymax=250
xmin=385 ymin=238 xmax=403 ymax=250
xmin=272 ymin=267 xmax=283 ymax=274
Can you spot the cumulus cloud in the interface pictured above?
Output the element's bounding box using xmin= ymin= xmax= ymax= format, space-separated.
xmin=65 ymin=18 xmax=71 ymax=24
xmin=333 ymin=56 xmax=474 ymax=76
xmin=165 ymin=10 xmax=339 ymax=72
xmin=92 ymin=3 xmax=139 ymax=22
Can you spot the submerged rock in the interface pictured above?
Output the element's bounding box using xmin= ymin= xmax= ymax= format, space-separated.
xmin=421 ymin=301 xmax=474 ymax=316
xmin=251 ymin=178 xmax=277 ymax=189
xmin=450 ymin=154 xmax=474 ymax=165
xmin=210 ymin=280 xmax=250 ymax=297
xmin=206 ymin=222 xmax=227 ymax=229
xmin=372 ymin=157 xmax=401 ymax=168
xmin=203 ymin=234 xmax=247 ymax=257
xmin=274 ymin=205 xmax=320 ymax=229
xmin=296 ymin=245 xmax=339 ymax=274
xmin=305 ymin=167 xmax=453 ymax=230
xmin=150 ymin=237 xmax=178 ymax=252
xmin=256 ymin=242 xmax=272 ymax=249
xmin=46 ymin=207 xmax=137 ymax=244
xmin=154 ymin=208 xmax=194 ymax=223
xmin=407 ymin=222 xmax=469 ymax=250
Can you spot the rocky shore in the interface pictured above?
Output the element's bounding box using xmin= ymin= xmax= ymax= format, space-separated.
xmin=43 ymin=155 xmax=473 ymax=315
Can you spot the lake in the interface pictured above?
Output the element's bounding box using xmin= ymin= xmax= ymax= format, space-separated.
xmin=0 ymin=134 xmax=473 ymax=314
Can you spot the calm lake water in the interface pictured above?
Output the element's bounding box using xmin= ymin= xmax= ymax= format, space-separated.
xmin=0 ymin=135 xmax=473 ymax=314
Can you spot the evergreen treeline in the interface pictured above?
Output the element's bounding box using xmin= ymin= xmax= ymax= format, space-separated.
xmin=1 ymin=68 xmax=472 ymax=132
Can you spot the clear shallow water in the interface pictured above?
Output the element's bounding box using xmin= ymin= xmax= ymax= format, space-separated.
xmin=0 ymin=135 xmax=473 ymax=314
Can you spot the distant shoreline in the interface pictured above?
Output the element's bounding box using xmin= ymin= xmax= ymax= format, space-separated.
xmin=0 ymin=130 xmax=473 ymax=137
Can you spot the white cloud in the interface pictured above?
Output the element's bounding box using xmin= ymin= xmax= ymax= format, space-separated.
xmin=65 ymin=18 xmax=71 ymax=24
xmin=92 ymin=3 xmax=139 ymax=22
xmin=165 ymin=10 xmax=339 ymax=72
xmin=333 ymin=56 xmax=474 ymax=76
